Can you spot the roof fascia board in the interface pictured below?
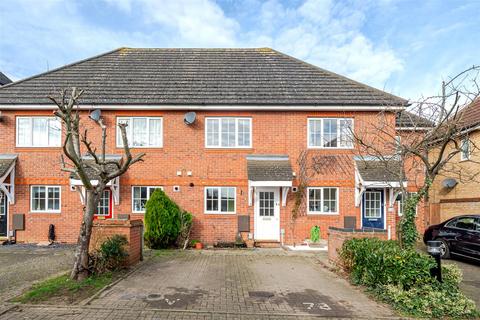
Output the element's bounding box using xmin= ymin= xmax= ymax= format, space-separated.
xmin=0 ymin=104 xmax=405 ymax=111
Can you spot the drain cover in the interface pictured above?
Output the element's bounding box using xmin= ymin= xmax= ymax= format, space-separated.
xmin=146 ymin=293 xmax=162 ymax=301
xmin=248 ymin=291 xmax=274 ymax=298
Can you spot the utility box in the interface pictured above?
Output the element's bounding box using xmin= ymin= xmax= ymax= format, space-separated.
xmin=238 ymin=215 xmax=250 ymax=232
xmin=344 ymin=216 xmax=356 ymax=229
xmin=13 ymin=214 xmax=25 ymax=230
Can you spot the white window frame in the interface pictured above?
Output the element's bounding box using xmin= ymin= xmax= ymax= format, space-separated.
xmin=460 ymin=136 xmax=470 ymax=161
xmin=205 ymin=117 xmax=252 ymax=148
xmin=397 ymin=192 xmax=418 ymax=216
xmin=116 ymin=117 xmax=163 ymax=148
xmin=16 ymin=116 xmax=61 ymax=147
xmin=96 ymin=189 xmax=111 ymax=217
xmin=131 ymin=186 xmax=164 ymax=213
xmin=30 ymin=185 xmax=61 ymax=213
xmin=204 ymin=186 xmax=236 ymax=214
xmin=307 ymin=118 xmax=354 ymax=149
xmin=307 ymin=187 xmax=339 ymax=215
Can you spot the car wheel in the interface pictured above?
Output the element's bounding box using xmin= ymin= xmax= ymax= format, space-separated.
xmin=437 ymin=239 xmax=450 ymax=259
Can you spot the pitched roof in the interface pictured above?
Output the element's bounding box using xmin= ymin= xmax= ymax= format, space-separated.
xmin=0 ymin=155 xmax=17 ymax=177
xmin=69 ymin=155 xmax=122 ymax=180
xmin=456 ymin=98 xmax=480 ymax=131
xmin=0 ymin=72 xmax=12 ymax=86
xmin=0 ymin=48 xmax=407 ymax=107
xmin=355 ymin=158 xmax=404 ymax=182
xmin=247 ymin=155 xmax=293 ymax=181
xmin=396 ymin=111 xmax=434 ymax=129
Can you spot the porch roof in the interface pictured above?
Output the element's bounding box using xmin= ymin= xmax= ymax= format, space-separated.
xmin=0 ymin=155 xmax=16 ymax=177
xmin=69 ymin=155 xmax=122 ymax=180
xmin=247 ymin=155 xmax=293 ymax=183
xmin=354 ymin=157 xmax=405 ymax=184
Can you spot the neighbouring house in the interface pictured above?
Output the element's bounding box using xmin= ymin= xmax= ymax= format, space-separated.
xmin=0 ymin=72 xmax=12 ymax=86
xmin=428 ymin=98 xmax=480 ymax=224
xmin=0 ymin=48 xmax=424 ymax=245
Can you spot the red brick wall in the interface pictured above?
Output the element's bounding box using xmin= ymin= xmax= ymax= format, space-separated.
xmin=90 ymin=219 xmax=143 ymax=266
xmin=328 ymin=228 xmax=388 ymax=264
xmin=0 ymin=109 xmax=424 ymax=244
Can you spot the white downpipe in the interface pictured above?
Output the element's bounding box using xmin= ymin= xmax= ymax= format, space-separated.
xmin=388 ymin=225 xmax=392 ymax=240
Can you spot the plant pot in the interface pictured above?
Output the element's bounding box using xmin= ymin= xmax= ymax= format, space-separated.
xmin=195 ymin=242 xmax=203 ymax=250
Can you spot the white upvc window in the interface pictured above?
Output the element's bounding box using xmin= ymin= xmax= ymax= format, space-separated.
xmin=204 ymin=187 xmax=236 ymax=214
xmin=397 ymin=192 xmax=418 ymax=216
xmin=116 ymin=117 xmax=163 ymax=148
xmin=307 ymin=187 xmax=339 ymax=214
xmin=132 ymin=186 xmax=164 ymax=213
xmin=16 ymin=117 xmax=61 ymax=147
xmin=308 ymin=118 xmax=354 ymax=148
xmin=205 ymin=118 xmax=252 ymax=148
xmin=31 ymin=186 xmax=61 ymax=213
xmin=460 ymin=136 xmax=470 ymax=161
xmin=96 ymin=189 xmax=111 ymax=216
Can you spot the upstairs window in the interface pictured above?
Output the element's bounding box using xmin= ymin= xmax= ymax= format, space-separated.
xmin=16 ymin=117 xmax=61 ymax=147
xmin=205 ymin=118 xmax=251 ymax=148
xmin=308 ymin=118 xmax=353 ymax=148
xmin=117 ymin=117 xmax=163 ymax=148
xmin=460 ymin=136 xmax=470 ymax=160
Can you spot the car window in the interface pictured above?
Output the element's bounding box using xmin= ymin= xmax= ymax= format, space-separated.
xmin=445 ymin=219 xmax=457 ymax=228
xmin=474 ymin=218 xmax=480 ymax=232
xmin=453 ymin=217 xmax=477 ymax=231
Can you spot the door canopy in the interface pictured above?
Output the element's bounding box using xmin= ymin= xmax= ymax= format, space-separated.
xmin=247 ymin=155 xmax=293 ymax=206
xmin=0 ymin=154 xmax=17 ymax=204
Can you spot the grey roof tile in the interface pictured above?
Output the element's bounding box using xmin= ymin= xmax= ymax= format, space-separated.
xmin=355 ymin=158 xmax=404 ymax=182
xmin=247 ymin=155 xmax=293 ymax=181
xmin=396 ymin=111 xmax=434 ymax=128
xmin=0 ymin=72 xmax=12 ymax=86
xmin=0 ymin=48 xmax=407 ymax=107
xmin=70 ymin=155 xmax=122 ymax=180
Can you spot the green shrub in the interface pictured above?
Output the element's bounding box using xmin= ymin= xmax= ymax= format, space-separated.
xmin=339 ymin=238 xmax=479 ymax=318
xmin=144 ymin=189 xmax=181 ymax=249
xmin=310 ymin=225 xmax=320 ymax=243
xmin=90 ymin=235 xmax=128 ymax=274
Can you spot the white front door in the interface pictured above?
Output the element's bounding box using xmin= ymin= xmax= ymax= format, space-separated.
xmin=254 ymin=187 xmax=280 ymax=241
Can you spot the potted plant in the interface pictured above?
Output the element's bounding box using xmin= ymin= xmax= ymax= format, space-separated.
xmin=191 ymin=240 xmax=203 ymax=249
xmin=307 ymin=225 xmax=322 ymax=248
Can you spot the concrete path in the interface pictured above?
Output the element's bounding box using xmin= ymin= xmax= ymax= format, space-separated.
xmin=445 ymin=257 xmax=480 ymax=306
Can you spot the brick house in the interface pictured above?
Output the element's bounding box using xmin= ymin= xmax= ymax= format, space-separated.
xmin=0 ymin=48 xmax=422 ymax=245
xmin=428 ymin=99 xmax=480 ymax=223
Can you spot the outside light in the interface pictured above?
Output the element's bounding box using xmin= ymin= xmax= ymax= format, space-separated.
xmin=427 ymin=240 xmax=442 ymax=282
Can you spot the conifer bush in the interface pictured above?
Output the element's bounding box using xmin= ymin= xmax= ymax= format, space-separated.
xmin=144 ymin=189 xmax=181 ymax=249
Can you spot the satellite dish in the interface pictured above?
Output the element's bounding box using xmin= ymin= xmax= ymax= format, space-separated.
xmin=442 ymin=178 xmax=457 ymax=189
xmin=89 ymin=109 xmax=102 ymax=122
xmin=184 ymin=112 xmax=196 ymax=125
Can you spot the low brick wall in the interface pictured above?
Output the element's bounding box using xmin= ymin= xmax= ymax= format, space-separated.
xmin=90 ymin=219 xmax=143 ymax=266
xmin=328 ymin=227 xmax=388 ymax=265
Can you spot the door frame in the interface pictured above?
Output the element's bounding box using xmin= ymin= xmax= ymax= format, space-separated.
xmin=0 ymin=191 xmax=8 ymax=237
xmin=360 ymin=188 xmax=386 ymax=230
xmin=94 ymin=188 xmax=114 ymax=220
xmin=254 ymin=187 xmax=280 ymax=241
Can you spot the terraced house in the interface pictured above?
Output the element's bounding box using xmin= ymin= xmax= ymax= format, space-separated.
xmin=0 ymin=48 xmax=423 ymax=245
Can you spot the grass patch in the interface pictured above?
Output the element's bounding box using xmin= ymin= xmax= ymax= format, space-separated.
xmin=12 ymin=272 xmax=115 ymax=305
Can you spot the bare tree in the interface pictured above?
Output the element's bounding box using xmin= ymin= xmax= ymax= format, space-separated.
xmin=352 ymin=66 xmax=480 ymax=248
xmin=49 ymin=88 xmax=145 ymax=280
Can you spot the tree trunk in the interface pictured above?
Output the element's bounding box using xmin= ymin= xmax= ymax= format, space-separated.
xmin=70 ymin=190 xmax=99 ymax=281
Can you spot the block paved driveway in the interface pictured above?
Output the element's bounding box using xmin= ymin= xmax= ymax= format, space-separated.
xmin=2 ymin=249 xmax=396 ymax=319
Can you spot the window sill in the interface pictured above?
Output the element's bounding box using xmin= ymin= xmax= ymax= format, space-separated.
xmin=307 ymin=146 xmax=354 ymax=150
xmin=204 ymin=212 xmax=236 ymax=215
xmin=205 ymin=148 xmax=252 ymax=151
xmin=459 ymin=158 xmax=470 ymax=162
xmin=30 ymin=211 xmax=61 ymax=214
xmin=307 ymin=212 xmax=339 ymax=216
xmin=15 ymin=147 xmax=62 ymax=152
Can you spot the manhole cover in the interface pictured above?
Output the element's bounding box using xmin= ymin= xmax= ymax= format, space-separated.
xmin=146 ymin=293 xmax=162 ymax=301
xmin=249 ymin=291 xmax=274 ymax=298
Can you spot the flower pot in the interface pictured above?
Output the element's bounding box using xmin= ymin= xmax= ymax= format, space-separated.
xmin=195 ymin=242 xmax=203 ymax=250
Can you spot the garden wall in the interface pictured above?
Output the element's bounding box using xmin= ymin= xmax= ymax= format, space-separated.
xmin=90 ymin=218 xmax=143 ymax=266
xmin=328 ymin=227 xmax=388 ymax=264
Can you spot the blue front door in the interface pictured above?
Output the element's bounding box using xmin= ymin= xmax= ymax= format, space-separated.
xmin=362 ymin=189 xmax=385 ymax=229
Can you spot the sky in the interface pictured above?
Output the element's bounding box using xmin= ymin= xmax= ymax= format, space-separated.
xmin=0 ymin=0 xmax=478 ymax=102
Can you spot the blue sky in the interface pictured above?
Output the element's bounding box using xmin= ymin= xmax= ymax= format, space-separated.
xmin=0 ymin=0 xmax=478 ymax=101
